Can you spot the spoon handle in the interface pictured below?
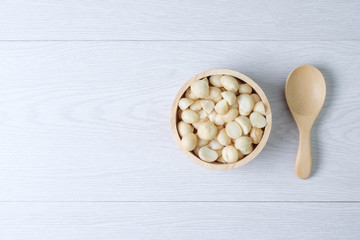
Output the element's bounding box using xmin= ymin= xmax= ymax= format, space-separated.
xmin=295 ymin=129 xmax=312 ymax=179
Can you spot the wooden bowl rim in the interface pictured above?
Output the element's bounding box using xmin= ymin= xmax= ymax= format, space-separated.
xmin=170 ymin=69 xmax=272 ymax=170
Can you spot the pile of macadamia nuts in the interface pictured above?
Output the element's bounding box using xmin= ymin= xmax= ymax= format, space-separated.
xmin=177 ymin=75 xmax=267 ymax=164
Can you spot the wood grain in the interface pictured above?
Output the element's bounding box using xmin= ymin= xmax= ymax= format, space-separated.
xmin=0 ymin=0 xmax=360 ymax=40
xmin=0 ymin=41 xmax=359 ymax=201
xmin=0 ymin=202 xmax=359 ymax=240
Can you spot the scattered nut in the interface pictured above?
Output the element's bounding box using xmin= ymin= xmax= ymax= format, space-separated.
xmin=234 ymin=116 xmax=252 ymax=135
xmin=198 ymin=146 xmax=218 ymax=162
xmin=217 ymin=128 xmax=231 ymax=146
xmin=238 ymin=83 xmax=252 ymax=94
xmin=221 ymin=91 xmax=236 ymax=105
xmin=220 ymin=75 xmax=239 ymax=92
xmin=249 ymin=112 xmax=266 ymax=128
xmin=215 ymin=99 xmax=228 ymax=114
xmin=222 ymin=146 xmax=238 ymax=163
xmin=225 ymin=121 xmax=242 ymax=139
xmin=177 ymin=121 xmax=194 ymax=137
xmin=181 ymin=133 xmax=197 ymax=151
xmin=197 ymin=122 xmax=218 ymax=140
xmin=250 ymin=127 xmax=263 ymax=144
xmin=178 ymin=98 xmax=194 ymax=110
xmin=181 ymin=109 xmax=199 ymax=123
xmin=253 ymin=101 xmax=266 ymax=115
xmin=191 ymin=79 xmax=209 ymax=98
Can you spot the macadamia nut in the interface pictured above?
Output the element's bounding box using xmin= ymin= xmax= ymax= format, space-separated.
xmin=217 ymin=128 xmax=231 ymax=146
xmin=237 ymin=150 xmax=244 ymax=160
xmin=198 ymin=109 xmax=208 ymax=120
xmin=197 ymin=122 xmax=218 ymax=140
xmin=250 ymin=112 xmax=266 ymax=128
xmin=208 ymin=87 xmax=222 ymax=102
xmin=222 ymin=108 xmax=238 ymax=123
xmin=193 ymin=146 xmax=201 ymax=155
xmin=250 ymin=93 xmax=261 ymax=103
xmin=199 ymin=146 xmax=218 ymax=162
xmin=220 ymin=75 xmax=239 ymax=92
xmin=238 ymin=84 xmax=252 ymax=94
xmin=217 ymin=156 xmax=226 ymax=163
xmin=197 ymin=138 xmax=209 ymax=148
xmin=215 ymin=99 xmax=228 ymax=114
xmin=242 ymin=144 xmax=253 ymax=155
xmin=179 ymin=98 xmax=194 ymax=110
xmin=192 ymin=119 xmax=207 ymax=129
xmin=185 ymin=88 xmax=198 ymax=100
xmin=191 ymin=79 xmax=209 ymax=98
xmin=181 ymin=109 xmax=199 ymax=123
xmin=225 ymin=121 xmax=242 ymax=139
xmin=201 ymin=100 xmax=215 ymax=114
xmin=190 ymin=100 xmax=202 ymax=111
xmin=181 ymin=133 xmax=197 ymax=151
xmin=250 ymin=127 xmax=263 ymax=144
xmin=209 ymin=75 xmax=222 ymax=87
xmin=208 ymin=139 xmax=224 ymax=150
xmin=202 ymin=77 xmax=209 ymax=85
xmin=238 ymin=94 xmax=254 ymax=116
xmin=177 ymin=121 xmax=194 ymax=137
xmin=208 ymin=110 xmax=216 ymax=122
xmin=235 ymin=116 xmax=252 ymax=135
xmin=235 ymin=136 xmax=253 ymax=154
xmin=214 ymin=114 xmax=225 ymax=126
xmin=222 ymin=146 xmax=238 ymax=163
xmin=221 ymin=91 xmax=236 ymax=105
xmin=253 ymin=101 xmax=266 ymax=115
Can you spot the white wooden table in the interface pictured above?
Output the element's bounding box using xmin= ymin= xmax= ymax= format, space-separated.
xmin=1 ymin=1 xmax=360 ymax=239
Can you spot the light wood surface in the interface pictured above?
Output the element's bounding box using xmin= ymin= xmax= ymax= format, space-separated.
xmin=170 ymin=69 xmax=272 ymax=170
xmin=286 ymin=65 xmax=326 ymax=179
xmin=1 ymin=202 xmax=359 ymax=240
xmin=1 ymin=41 xmax=360 ymax=202
xmin=0 ymin=0 xmax=360 ymax=40
xmin=1 ymin=0 xmax=360 ymax=239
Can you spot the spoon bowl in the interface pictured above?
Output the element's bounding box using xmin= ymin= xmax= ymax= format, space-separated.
xmin=285 ymin=65 xmax=326 ymax=179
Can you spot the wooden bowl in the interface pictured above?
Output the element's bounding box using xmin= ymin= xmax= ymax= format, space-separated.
xmin=171 ymin=69 xmax=272 ymax=170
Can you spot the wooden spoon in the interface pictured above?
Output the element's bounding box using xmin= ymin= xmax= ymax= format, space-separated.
xmin=285 ymin=65 xmax=326 ymax=179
